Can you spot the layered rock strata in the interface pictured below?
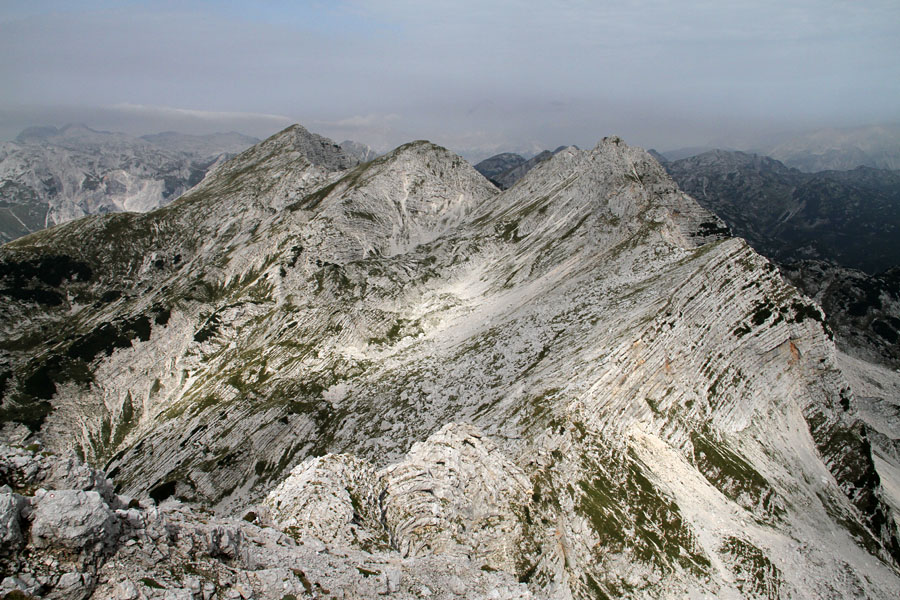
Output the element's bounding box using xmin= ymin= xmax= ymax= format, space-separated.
xmin=0 ymin=126 xmax=898 ymax=598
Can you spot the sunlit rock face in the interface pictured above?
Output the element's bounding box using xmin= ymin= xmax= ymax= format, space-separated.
xmin=1 ymin=125 xmax=898 ymax=599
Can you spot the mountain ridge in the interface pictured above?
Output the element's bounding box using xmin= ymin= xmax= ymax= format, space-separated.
xmin=1 ymin=125 xmax=899 ymax=599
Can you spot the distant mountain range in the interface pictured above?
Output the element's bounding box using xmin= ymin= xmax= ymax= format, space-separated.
xmin=664 ymin=149 xmax=900 ymax=274
xmin=139 ymin=130 xmax=260 ymax=157
xmin=656 ymin=123 xmax=900 ymax=172
xmin=0 ymin=124 xmax=262 ymax=244
xmin=473 ymin=146 xmax=570 ymax=189
xmin=760 ymin=123 xmax=900 ymax=172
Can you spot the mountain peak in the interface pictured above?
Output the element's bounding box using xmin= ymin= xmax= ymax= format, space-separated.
xmin=470 ymin=136 xmax=728 ymax=257
xmin=14 ymin=125 xmax=61 ymax=143
xmin=339 ymin=139 xmax=379 ymax=163
xmin=286 ymin=137 xmax=497 ymax=262
xmin=248 ymin=123 xmax=357 ymax=170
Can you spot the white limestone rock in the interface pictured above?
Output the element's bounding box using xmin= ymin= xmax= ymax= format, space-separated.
xmin=380 ymin=423 xmax=534 ymax=572
xmin=0 ymin=124 xmax=253 ymax=243
xmin=267 ymin=423 xmax=534 ymax=573
xmin=30 ymin=489 xmax=120 ymax=552
xmin=0 ymin=492 xmax=26 ymax=551
xmin=2 ymin=126 xmax=899 ymax=598
xmin=265 ymin=453 xmax=380 ymax=547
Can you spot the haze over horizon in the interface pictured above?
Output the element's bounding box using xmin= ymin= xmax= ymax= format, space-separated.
xmin=2 ymin=1 xmax=898 ymax=159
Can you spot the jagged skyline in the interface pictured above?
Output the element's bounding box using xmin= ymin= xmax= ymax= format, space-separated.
xmin=1 ymin=1 xmax=899 ymax=158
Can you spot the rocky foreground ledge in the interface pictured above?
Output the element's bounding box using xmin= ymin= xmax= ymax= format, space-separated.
xmin=0 ymin=426 xmax=540 ymax=599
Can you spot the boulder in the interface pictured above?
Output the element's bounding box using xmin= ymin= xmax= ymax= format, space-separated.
xmin=30 ymin=489 xmax=120 ymax=552
xmin=0 ymin=492 xmax=26 ymax=551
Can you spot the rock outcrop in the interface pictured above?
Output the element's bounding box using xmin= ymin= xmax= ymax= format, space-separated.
xmin=1 ymin=441 xmax=535 ymax=600
xmin=267 ymin=424 xmax=534 ymax=572
xmin=340 ymin=140 xmax=380 ymax=163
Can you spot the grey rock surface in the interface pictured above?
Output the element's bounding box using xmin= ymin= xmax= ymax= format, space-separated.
xmin=663 ymin=150 xmax=900 ymax=368
xmin=0 ymin=442 xmax=537 ymax=599
xmin=30 ymin=489 xmax=120 ymax=551
xmin=340 ymin=139 xmax=380 ymax=163
xmin=379 ymin=423 xmax=533 ymax=571
xmin=0 ymin=491 xmax=26 ymax=550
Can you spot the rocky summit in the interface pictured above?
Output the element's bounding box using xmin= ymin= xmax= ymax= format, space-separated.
xmin=1 ymin=125 xmax=899 ymax=599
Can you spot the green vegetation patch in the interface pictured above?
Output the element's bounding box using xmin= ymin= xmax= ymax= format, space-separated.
xmin=498 ymin=220 xmax=522 ymax=242
xmin=577 ymin=453 xmax=710 ymax=579
xmin=691 ymin=432 xmax=781 ymax=518
xmin=140 ymin=577 xmax=165 ymax=590
xmin=720 ymin=537 xmax=782 ymax=599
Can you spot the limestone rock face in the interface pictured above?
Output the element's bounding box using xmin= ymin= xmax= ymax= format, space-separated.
xmin=663 ymin=150 xmax=900 ymax=369
xmin=380 ymin=423 xmax=533 ymax=571
xmin=0 ymin=442 xmax=535 ymax=600
xmin=1 ymin=125 xmax=899 ymax=598
xmin=266 ymin=453 xmax=379 ymax=547
xmin=340 ymin=139 xmax=380 ymax=163
xmin=267 ymin=423 xmax=534 ymax=572
xmin=0 ymin=492 xmax=26 ymax=551
xmin=292 ymin=140 xmax=498 ymax=263
xmin=0 ymin=444 xmax=118 ymax=504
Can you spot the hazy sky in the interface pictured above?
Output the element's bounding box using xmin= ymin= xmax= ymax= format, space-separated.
xmin=1 ymin=0 xmax=898 ymax=159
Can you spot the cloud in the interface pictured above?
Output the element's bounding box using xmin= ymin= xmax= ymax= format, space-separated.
xmin=322 ymin=114 xmax=402 ymax=128
xmin=0 ymin=1 xmax=897 ymax=151
xmin=0 ymin=104 xmax=297 ymax=141
xmin=110 ymin=104 xmax=295 ymax=127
